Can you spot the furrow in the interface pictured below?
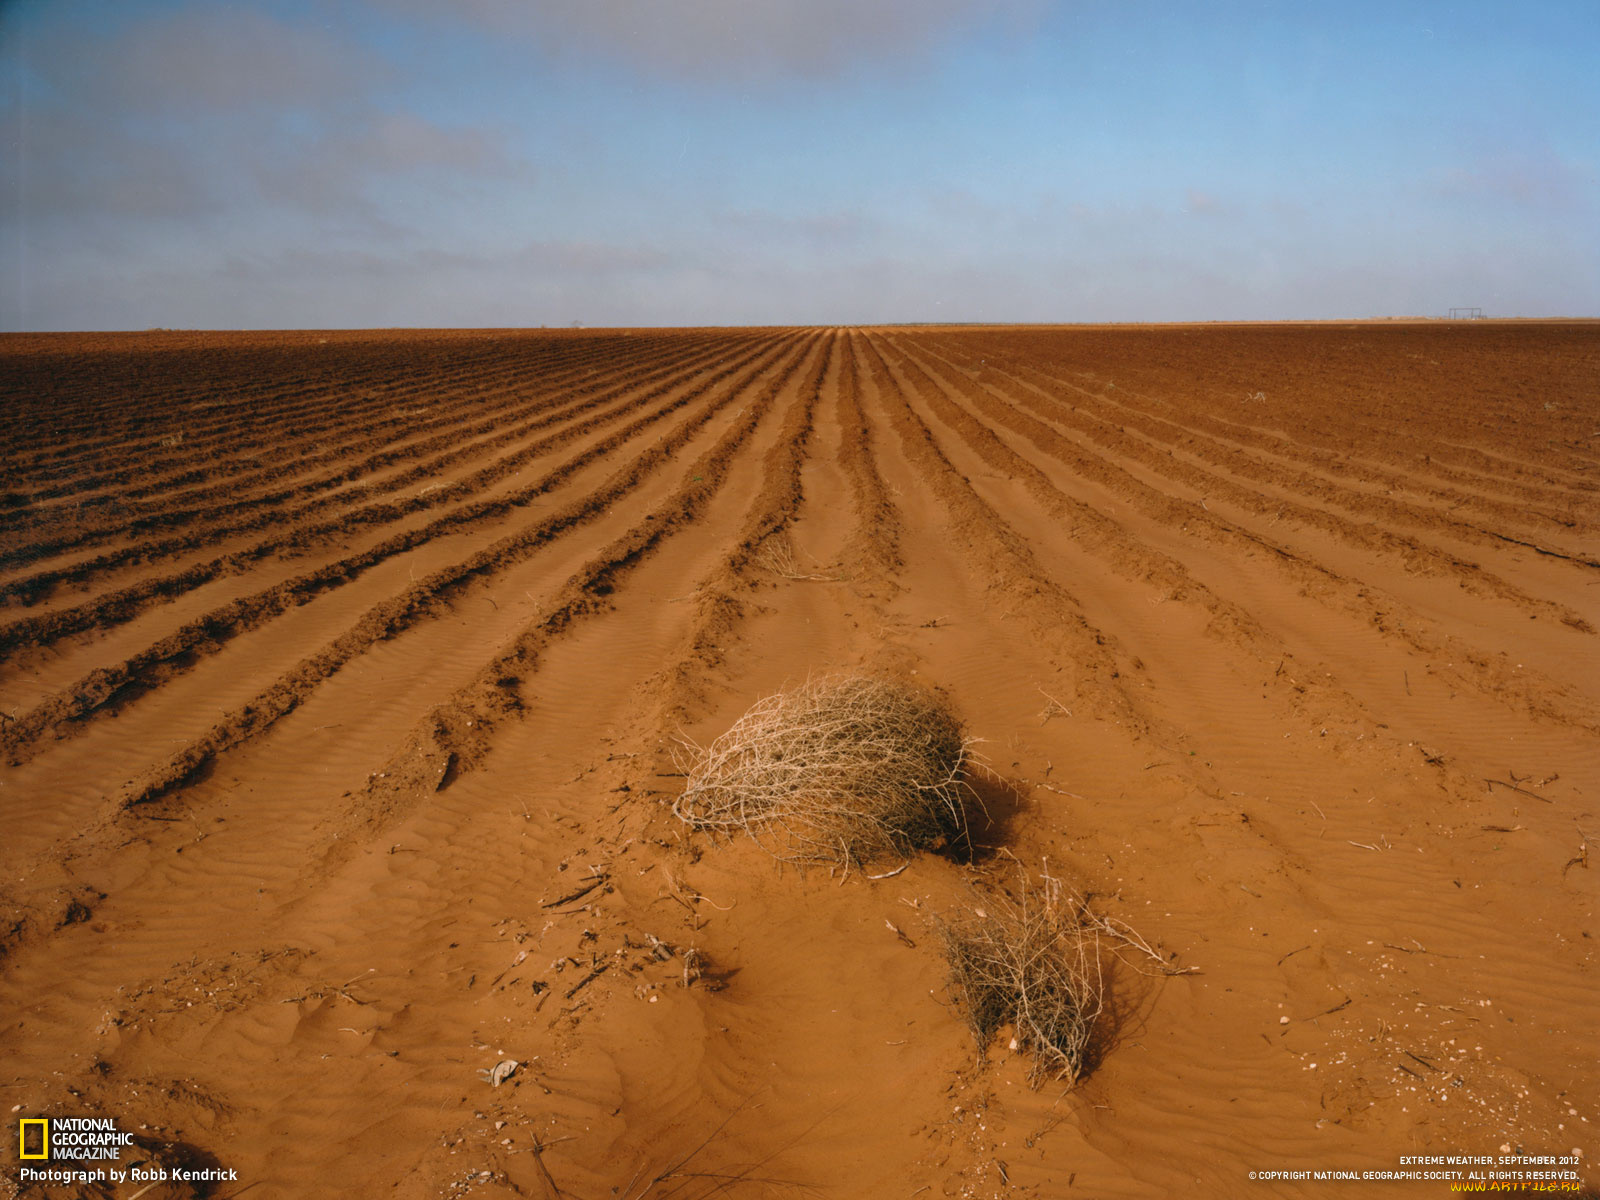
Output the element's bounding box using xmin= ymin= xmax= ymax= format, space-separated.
xmin=888 ymin=333 xmax=1600 ymax=807
xmin=832 ymin=333 xmax=902 ymax=584
xmin=112 ymin=332 xmax=822 ymax=808
xmin=0 ymin=332 xmax=681 ymax=519
xmin=0 ymin=335 xmax=804 ymax=767
xmin=0 ymin=334 xmax=740 ymax=597
xmin=0 ymin=331 xmax=696 ymax=555
xmin=853 ymin=331 xmax=1144 ymax=732
xmin=0 ymin=335 xmax=780 ymax=660
xmin=0 ymin=332 xmax=699 ymax=545
xmin=919 ymin=337 xmax=1596 ymax=625
xmin=965 ymin=324 xmax=1600 ymax=495
xmin=903 ymin=335 xmax=1600 ymax=736
xmin=991 ymin=342 xmax=1600 ymax=564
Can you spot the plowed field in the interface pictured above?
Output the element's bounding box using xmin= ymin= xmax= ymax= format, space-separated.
xmin=2 ymin=323 xmax=1596 ymax=1198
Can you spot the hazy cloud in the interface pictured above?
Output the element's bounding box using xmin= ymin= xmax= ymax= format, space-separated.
xmin=34 ymin=5 xmax=387 ymax=112
xmin=720 ymin=208 xmax=880 ymax=247
xmin=1434 ymin=147 xmax=1595 ymax=212
xmin=503 ymin=240 xmax=675 ymax=274
xmin=10 ymin=207 xmax=1594 ymax=330
xmin=346 ymin=114 xmax=510 ymax=174
xmin=248 ymin=112 xmax=522 ymax=221
xmin=1 ymin=7 xmax=521 ymax=241
xmin=365 ymin=0 xmax=1045 ymax=79
xmin=8 ymin=235 xmax=680 ymax=328
xmin=2 ymin=106 xmax=220 ymax=224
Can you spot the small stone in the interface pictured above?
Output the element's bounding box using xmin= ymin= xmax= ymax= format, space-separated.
xmin=1279 ymin=1016 xmax=1290 ymax=1025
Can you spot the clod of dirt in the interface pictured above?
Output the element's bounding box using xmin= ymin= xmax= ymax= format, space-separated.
xmin=479 ymin=1059 xmax=518 ymax=1087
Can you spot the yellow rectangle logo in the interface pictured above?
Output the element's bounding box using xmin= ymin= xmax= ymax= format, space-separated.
xmin=18 ymin=1118 xmax=48 ymax=1159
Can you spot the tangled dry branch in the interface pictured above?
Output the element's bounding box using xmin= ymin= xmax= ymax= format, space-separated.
xmin=937 ymin=872 xmax=1104 ymax=1087
xmin=754 ymin=533 xmax=837 ymax=581
xmin=672 ymin=676 xmax=971 ymax=867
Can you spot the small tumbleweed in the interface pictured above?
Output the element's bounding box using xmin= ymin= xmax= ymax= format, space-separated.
xmin=673 ymin=675 xmax=972 ymax=867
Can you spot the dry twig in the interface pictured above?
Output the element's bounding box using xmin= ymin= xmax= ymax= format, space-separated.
xmin=1036 ymin=686 xmax=1072 ymax=723
xmin=1079 ymin=907 xmax=1200 ymax=977
xmin=754 ymin=533 xmax=837 ymax=582
xmin=1484 ymin=777 xmax=1553 ymax=803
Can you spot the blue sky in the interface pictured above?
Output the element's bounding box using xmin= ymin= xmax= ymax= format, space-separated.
xmin=2 ymin=0 xmax=1595 ymax=328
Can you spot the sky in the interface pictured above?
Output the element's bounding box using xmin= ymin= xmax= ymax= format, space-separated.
xmin=1 ymin=0 xmax=1596 ymax=329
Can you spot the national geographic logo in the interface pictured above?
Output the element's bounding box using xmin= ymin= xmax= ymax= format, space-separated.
xmin=15 ymin=1117 xmax=238 ymax=1189
xmin=15 ymin=1116 xmax=132 ymax=1161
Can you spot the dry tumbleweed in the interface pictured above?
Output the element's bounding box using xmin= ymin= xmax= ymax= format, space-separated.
xmin=672 ymin=675 xmax=971 ymax=867
xmin=937 ymin=873 xmax=1104 ymax=1087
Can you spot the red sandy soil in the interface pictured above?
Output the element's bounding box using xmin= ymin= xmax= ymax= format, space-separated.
xmin=0 ymin=323 xmax=1595 ymax=1199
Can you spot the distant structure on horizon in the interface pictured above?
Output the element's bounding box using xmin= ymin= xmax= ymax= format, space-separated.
xmin=1448 ymin=307 xmax=1485 ymax=319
